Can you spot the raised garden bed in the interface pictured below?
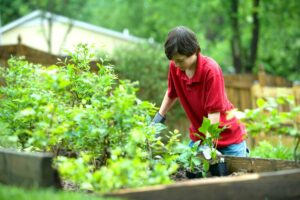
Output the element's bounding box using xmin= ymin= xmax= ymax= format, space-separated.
xmin=1 ymin=148 xmax=299 ymax=199
xmin=0 ymin=149 xmax=61 ymax=188
xmin=109 ymin=169 xmax=300 ymax=200
xmin=107 ymin=156 xmax=300 ymax=200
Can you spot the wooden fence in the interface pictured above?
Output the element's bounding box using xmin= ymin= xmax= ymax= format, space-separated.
xmin=0 ymin=44 xmax=62 ymax=67
xmin=0 ymin=43 xmax=99 ymax=73
xmin=224 ymin=69 xmax=293 ymax=111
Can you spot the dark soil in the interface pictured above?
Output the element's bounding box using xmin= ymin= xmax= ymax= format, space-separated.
xmin=62 ymin=169 xmax=249 ymax=191
xmin=61 ymin=180 xmax=80 ymax=191
xmin=171 ymin=167 xmax=248 ymax=182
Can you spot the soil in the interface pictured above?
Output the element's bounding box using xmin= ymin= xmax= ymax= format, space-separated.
xmin=171 ymin=167 xmax=248 ymax=182
xmin=171 ymin=168 xmax=190 ymax=181
xmin=61 ymin=180 xmax=80 ymax=191
xmin=61 ymin=169 xmax=249 ymax=192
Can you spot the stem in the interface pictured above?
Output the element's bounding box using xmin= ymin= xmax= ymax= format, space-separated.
xmin=294 ymin=136 xmax=300 ymax=161
xmin=46 ymin=106 xmax=56 ymax=152
xmin=71 ymin=90 xmax=79 ymax=107
xmin=100 ymin=134 xmax=110 ymax=166
xmin=146 ymin=138 xmax=153 ymax=161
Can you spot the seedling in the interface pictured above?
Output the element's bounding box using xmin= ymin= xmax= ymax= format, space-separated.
xmin=176 ymin=117 xmax=225 ymax=178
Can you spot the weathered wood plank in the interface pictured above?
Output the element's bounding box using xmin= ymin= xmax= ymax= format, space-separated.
xmin=0 ymin=148 xmax=61 ymax=188
xmin=224 ymin=79 xmax=252 ymax=89
xmin=107 ymin=168 xmax=300 ymax=200
xmin=222 ymin=155 xmax=300 ymax=173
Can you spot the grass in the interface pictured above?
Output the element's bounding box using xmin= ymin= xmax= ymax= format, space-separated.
xmin=0 ymin=183 xmax=122 ymax=200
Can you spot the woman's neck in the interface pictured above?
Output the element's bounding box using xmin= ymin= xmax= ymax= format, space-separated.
xmin=185 ymin=56 xmax=197 ymax=79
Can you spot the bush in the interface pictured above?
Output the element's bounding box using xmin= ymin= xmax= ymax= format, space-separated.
xmin=112 ymin=43 xmax=186 ymax=132
xmin=0 ymin=44 xmax=180 ymax=192
xmin=112 ymin=43 xmax=168 ymax=105
xmin=0 ymin=44 xmax=224 ymax=193
xmin=238 ymin=96 xmax=300 ymax=160
xmin=250 ymin=140 xmax=294 ymax=160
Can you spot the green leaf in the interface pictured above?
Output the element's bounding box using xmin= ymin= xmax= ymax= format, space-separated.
xmin=198 ymin=117 xmax=211 ymax=134
xmin=191 ymin=157 xmax=201 ymax=166
xmin=256 ymin=98 xmax=266 ymax=108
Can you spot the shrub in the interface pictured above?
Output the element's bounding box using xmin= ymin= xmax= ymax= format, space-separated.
xmin=237 ymin=96 xmax=300 ymax=160
xmin=0 ymin=44 xmax=224 ymax=193
xmin=250 ymin=140 xmax=294 ymax=160
xmin=112 ymin=43 xmax=186 ymax=131
xmin=0 ymin=44 xmax=180 ymax=192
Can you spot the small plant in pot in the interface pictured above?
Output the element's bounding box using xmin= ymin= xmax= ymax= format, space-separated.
xmin=176 ymin=140 xmax=210 ymax=178
xmin=198 ymin=117 xmax=229 ymax=177
xmin=176 ymin=117 xmax=228 ymax=179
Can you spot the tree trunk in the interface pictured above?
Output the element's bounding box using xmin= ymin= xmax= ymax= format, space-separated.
xmin=246 ymin=0 xmax=260 ymax=72
xmin=230 ymin=0 xmax=243 ymax=73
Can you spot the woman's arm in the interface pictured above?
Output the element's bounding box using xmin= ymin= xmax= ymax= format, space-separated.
xmin=158 ymin=90 xmax=177 ymax=116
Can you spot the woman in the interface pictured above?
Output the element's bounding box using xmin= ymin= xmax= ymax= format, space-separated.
xmin=153 ymin=26 xmax=248 ymax=157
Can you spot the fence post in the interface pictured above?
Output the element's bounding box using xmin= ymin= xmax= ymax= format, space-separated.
xmin=293 ymin=81 xmax=300 ymax=123
xmin=251 ymin=81 xmax=262 ymax=109
xmin=293 ymin=81 xmax=300 ymax=105
xmin=258 ymin=65 xmax=266 ymax=87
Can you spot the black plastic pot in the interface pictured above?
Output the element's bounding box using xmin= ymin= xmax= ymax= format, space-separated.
xmin=185 ymin=170 xmax=203 ymax=179
xmin=209 ymin=162 xmax=229 ymax=176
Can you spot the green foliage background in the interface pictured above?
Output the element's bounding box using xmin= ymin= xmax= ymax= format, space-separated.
xmin=1 ymin=0 xmax=299 ymax=80
xmin=111 ymin=43 xmax=186 ymax=131
xmin=0 ymin=0 xmax=300 ymax=80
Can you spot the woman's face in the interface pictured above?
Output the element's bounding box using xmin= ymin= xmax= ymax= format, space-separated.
xmin=172 ymin=53 xmax=197 ymax=71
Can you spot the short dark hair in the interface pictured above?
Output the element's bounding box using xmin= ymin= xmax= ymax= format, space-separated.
xmin=164 ymin=26 xmax=201 ymax=60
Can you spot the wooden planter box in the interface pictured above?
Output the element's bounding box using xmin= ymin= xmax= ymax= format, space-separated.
xmin=1 ymin=149 xmax=299 ymax=199
xmin=0 ymin=148 xmax=61 ymax=188
xmin=107 ymin=156 xmax=300 ymax=200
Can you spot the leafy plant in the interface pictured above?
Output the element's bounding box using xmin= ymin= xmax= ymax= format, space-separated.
xmin=176 ymin=141 xmax=209 ymax=177
xmin=56 ymin=126 xmax=181 ymax=192
xmin=250 ymin=140 xmax=294 ymax=160
xmin=239 ymin=96 xmax=300 ymax=161
xmin=112 ymin=43 xmax=186 ymax=131
xmin=198 ymin=117 xmax=225 ymax=158
xmin=0 ymin=44 xmax=181 ymax=192
xmin=176 ymin=117 xmax=224 ymax=177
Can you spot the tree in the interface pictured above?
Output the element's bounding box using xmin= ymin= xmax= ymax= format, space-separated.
xmin=229 ymin=0 xmax=260 ymax=73
xmin=2 ymin=0 xmax=299 ymax=80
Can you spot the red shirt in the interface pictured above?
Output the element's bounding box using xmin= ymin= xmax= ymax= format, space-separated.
xmin=167 ymin=53 xmax=245 ymax=148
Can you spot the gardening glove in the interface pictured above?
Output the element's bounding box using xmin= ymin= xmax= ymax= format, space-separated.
xmin=151 ymin=112 xmax=166 ymax=137
xmin=152 ymin=112 xmax=166 ymax=124
xmin=198 ymin=145 xmax=222 ymax=160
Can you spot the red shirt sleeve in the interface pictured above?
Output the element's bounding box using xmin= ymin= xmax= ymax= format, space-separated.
xmin=204 ymin=68 xmax=227 ymax=113
xmin=167 ymin=64 xmax=178 ymax=98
